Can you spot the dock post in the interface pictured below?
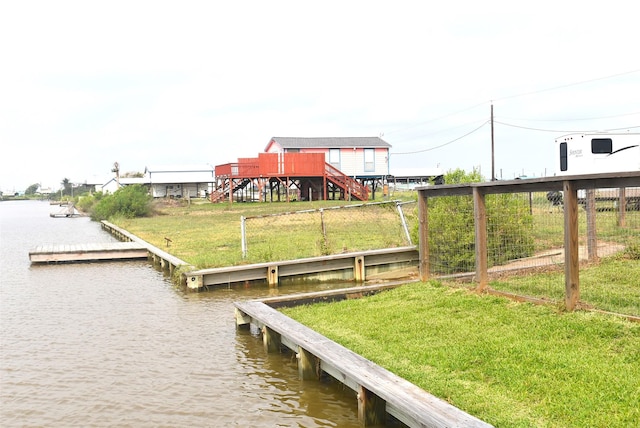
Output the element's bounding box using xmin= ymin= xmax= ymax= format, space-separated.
xmin=234 ymin=308 xmax=251 ymax=329
xmin=262 ymin=326 xmax=281 ymax=353
xmin=357 ymin=386 xmax=385 ymax=426
xmin=297 ymin=347 xmax=319 ymax=380
xmin=267 ymin=265 xmax=279 ymax=287
xmin=187 ymin=275 xmax=203 ymax=290
xmin=354 ymin=256 xmax=365 ymax=282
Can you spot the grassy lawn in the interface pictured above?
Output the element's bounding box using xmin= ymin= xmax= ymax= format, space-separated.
xmin=281 ymin=280 xmax=640 ymax=428
xmin=489 ymin=257 xmax=640 ymax=316
xmin=113 ymin=198 xmax=412 ymax=268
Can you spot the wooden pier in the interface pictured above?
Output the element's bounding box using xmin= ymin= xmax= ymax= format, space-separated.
xmin=235 ymin=295 xmax=492 ymax=428
xmin=29 ymin=222 xmax=192 ymax=276
xmin=29 ymin=242 xmax=149 ymax=263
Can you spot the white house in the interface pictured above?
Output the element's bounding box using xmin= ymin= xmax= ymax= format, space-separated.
xmin=144 ymin=165 xmax=215 ymax=198
xmin=96 ymin=177 xmax=145 ymax=194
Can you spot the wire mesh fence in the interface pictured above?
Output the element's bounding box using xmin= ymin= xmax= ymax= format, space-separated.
xmin=241 ymin=200 xmax=415 ymax=262
xmin=422 ymin=186 xmax=640 ymax=317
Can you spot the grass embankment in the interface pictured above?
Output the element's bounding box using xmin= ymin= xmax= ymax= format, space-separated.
xmin=112 ymin=198 xmax=411 ymax=268
xmin=281 ymin=280 xmax=640 ymax=428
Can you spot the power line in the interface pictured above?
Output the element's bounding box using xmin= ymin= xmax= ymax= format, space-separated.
xmin=383 ymin=101 xmax=487 ymax=137
xmin=391 ymin=120 xmax=490 ymax=155
xmin=382 ymin=68 xmax=639 ymax=138
xmin=494 ymin=120 xmax=640 ymax=133
xmin=389 ymin=117 xmax=490 ymax=144
xmin=497 ymin=110 xmax=640 ymax=122
xmin=493 ymin=69 xmax=640 ymax=102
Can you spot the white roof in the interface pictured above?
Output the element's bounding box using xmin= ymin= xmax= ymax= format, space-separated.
xmin=145 ymin=164 xmax=214 ymax=173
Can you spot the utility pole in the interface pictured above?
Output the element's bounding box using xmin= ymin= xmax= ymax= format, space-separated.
xmin=491 ymin=103 xmax=495 ymax=181
xmin=112 ymin=162 xmax=120 ymax=189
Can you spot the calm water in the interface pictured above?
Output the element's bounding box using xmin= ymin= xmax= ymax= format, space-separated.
xmin=0 ymin=201 xmax=360 ymax=427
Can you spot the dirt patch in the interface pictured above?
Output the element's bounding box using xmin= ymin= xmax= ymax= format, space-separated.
xmin=489 ymin=241 xmax=625 ymax=273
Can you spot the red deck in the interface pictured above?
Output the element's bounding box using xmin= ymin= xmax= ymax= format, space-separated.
xmin=212 ymin=153 xmax=368 ymax=203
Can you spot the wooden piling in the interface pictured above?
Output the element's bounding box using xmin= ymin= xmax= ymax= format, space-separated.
xmin=358 ymin=387 xmax=386 ymax=427
xmin=262 ymin=326 xmax=281 ymax=353
xmin=297 ymin=347 xmax=319 ymax=380
xmin=354 ymin=256 xmax=365 ymax=282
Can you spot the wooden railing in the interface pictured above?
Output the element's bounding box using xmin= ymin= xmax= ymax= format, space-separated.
xmin=416 ymin=171 xmax=640 ymax=312
xmin=324 ymin=163 xmax=369 ymax=201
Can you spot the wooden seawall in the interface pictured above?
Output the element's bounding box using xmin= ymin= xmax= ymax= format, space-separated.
xmin=100 ymin=221 xmax=191 ymax=275
xmin=99 ymin=222 xmax=418 ymax=290
xmin=185 ymin=246 xmax=418 ymax=290
xmin=235 ymin=292 xmax=493 ymax=428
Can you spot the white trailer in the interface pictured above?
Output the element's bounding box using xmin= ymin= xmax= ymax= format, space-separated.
xmin=555 ymin=132 xmax=640 ymax=175
xmin=554 ymin=133 xmax=640 ymax=210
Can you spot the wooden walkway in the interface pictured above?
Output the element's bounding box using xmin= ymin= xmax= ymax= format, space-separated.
xmin=235 ymin=299 xmax=492 ymax=427
xmin=29 ymin=242 xmax=149 ymax=263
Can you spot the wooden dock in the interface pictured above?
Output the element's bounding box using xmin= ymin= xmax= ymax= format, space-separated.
xmin=235 ymin=298 xmax=492 ymax=428
xmin=29 ymin=242 xmax=149 ymax=263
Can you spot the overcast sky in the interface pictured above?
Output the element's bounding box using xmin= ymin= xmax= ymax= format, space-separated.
xmin=1 ymin=0 xmax=638 ymax=192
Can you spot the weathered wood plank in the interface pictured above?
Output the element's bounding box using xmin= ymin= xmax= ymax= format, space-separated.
xmin=235 ymin=300 xmax=492 ymax=428
xmin=29 ymin=242 xmax=149 ymax=263
xmin=563 ymin=180 xmax=580 ymax=311
xmin=187 ymin=247 xmax=418 ymax=289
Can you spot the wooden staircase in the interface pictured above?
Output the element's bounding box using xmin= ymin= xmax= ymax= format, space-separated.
xmin=210 ymin=178 xmax=252 ymax=203
xmin=324 ymin=163 xmax=369 ymax=201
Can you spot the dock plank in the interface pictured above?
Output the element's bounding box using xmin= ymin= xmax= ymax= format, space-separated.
xmin=29 ymin=242 xmax=149 ymax=263
xmin=235 ymin=300 xmax=492 ymax=428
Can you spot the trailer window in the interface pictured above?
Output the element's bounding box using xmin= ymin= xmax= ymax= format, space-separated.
xmin=591 ymin=138 xmax=612 ymax=154
xmin=560 ymin=142 xmax=568 ymax=171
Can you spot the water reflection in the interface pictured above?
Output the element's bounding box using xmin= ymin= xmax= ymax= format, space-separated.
xmin=1 ymin=201 xmax=361 ymax=427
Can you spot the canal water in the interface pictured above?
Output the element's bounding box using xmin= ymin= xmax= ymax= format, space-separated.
xmin=0 ymin=201 xmax=361 ymax=427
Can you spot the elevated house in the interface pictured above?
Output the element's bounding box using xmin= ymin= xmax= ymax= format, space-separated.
xmin=211 ymin=151 xmax=370 ymax=203
xmin=264 ymin=137 xmax=391 ymax=197
xmin=144 ymin=165 xmax=215 ymax=198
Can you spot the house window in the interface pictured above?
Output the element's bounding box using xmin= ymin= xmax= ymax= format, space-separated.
xmin=329 ymin=148 xmax=340 ymax=167
xmin=364 ymin=148 xmax=374 ymax=172
xmin=560 ymin=142 xmax=568 ymax=171
xmin=591 ymin=138 xmax=612 ymax=154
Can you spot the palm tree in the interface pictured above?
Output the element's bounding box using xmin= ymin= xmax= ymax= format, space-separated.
xmin=61 ymin=178 xmax=72 ymax=196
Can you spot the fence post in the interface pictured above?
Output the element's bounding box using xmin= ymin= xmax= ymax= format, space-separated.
xmin=396 ymin=201 xmax=413 ymax=245
xmin=586 ymin=189 xmax=597 ymax=261
xmin=473 ymin=187 xmax=488 ymax=291
xmin=418 ymin=190 xmax=429 ymax=281
xmin=618 ymin=187 xmax=626 ymax=227
xmin=241 ymin=216 xmax=247 ymax=258
xmin=563 ymin=180 xmax=580 ymax=311
xmin=319 ymin=208 xmax=328 ymax=252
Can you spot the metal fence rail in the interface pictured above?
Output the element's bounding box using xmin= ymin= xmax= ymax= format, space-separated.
xmin=241 ymin=200 xmax=415 ymax=261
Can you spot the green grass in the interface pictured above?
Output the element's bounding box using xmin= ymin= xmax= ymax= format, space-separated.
xmin=281 ymin=281 xmax=640 ymax=427
xmin=114 ymin=199 xmax=410 ymax=268
xmin=489 ymin=257 xmax=640 ymax=316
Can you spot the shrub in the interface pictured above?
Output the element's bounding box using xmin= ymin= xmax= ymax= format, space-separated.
xmin=413 ymin=169 xmax=534 ymax=274
xmin=91 ymin=185 xmax=153 ymax=221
